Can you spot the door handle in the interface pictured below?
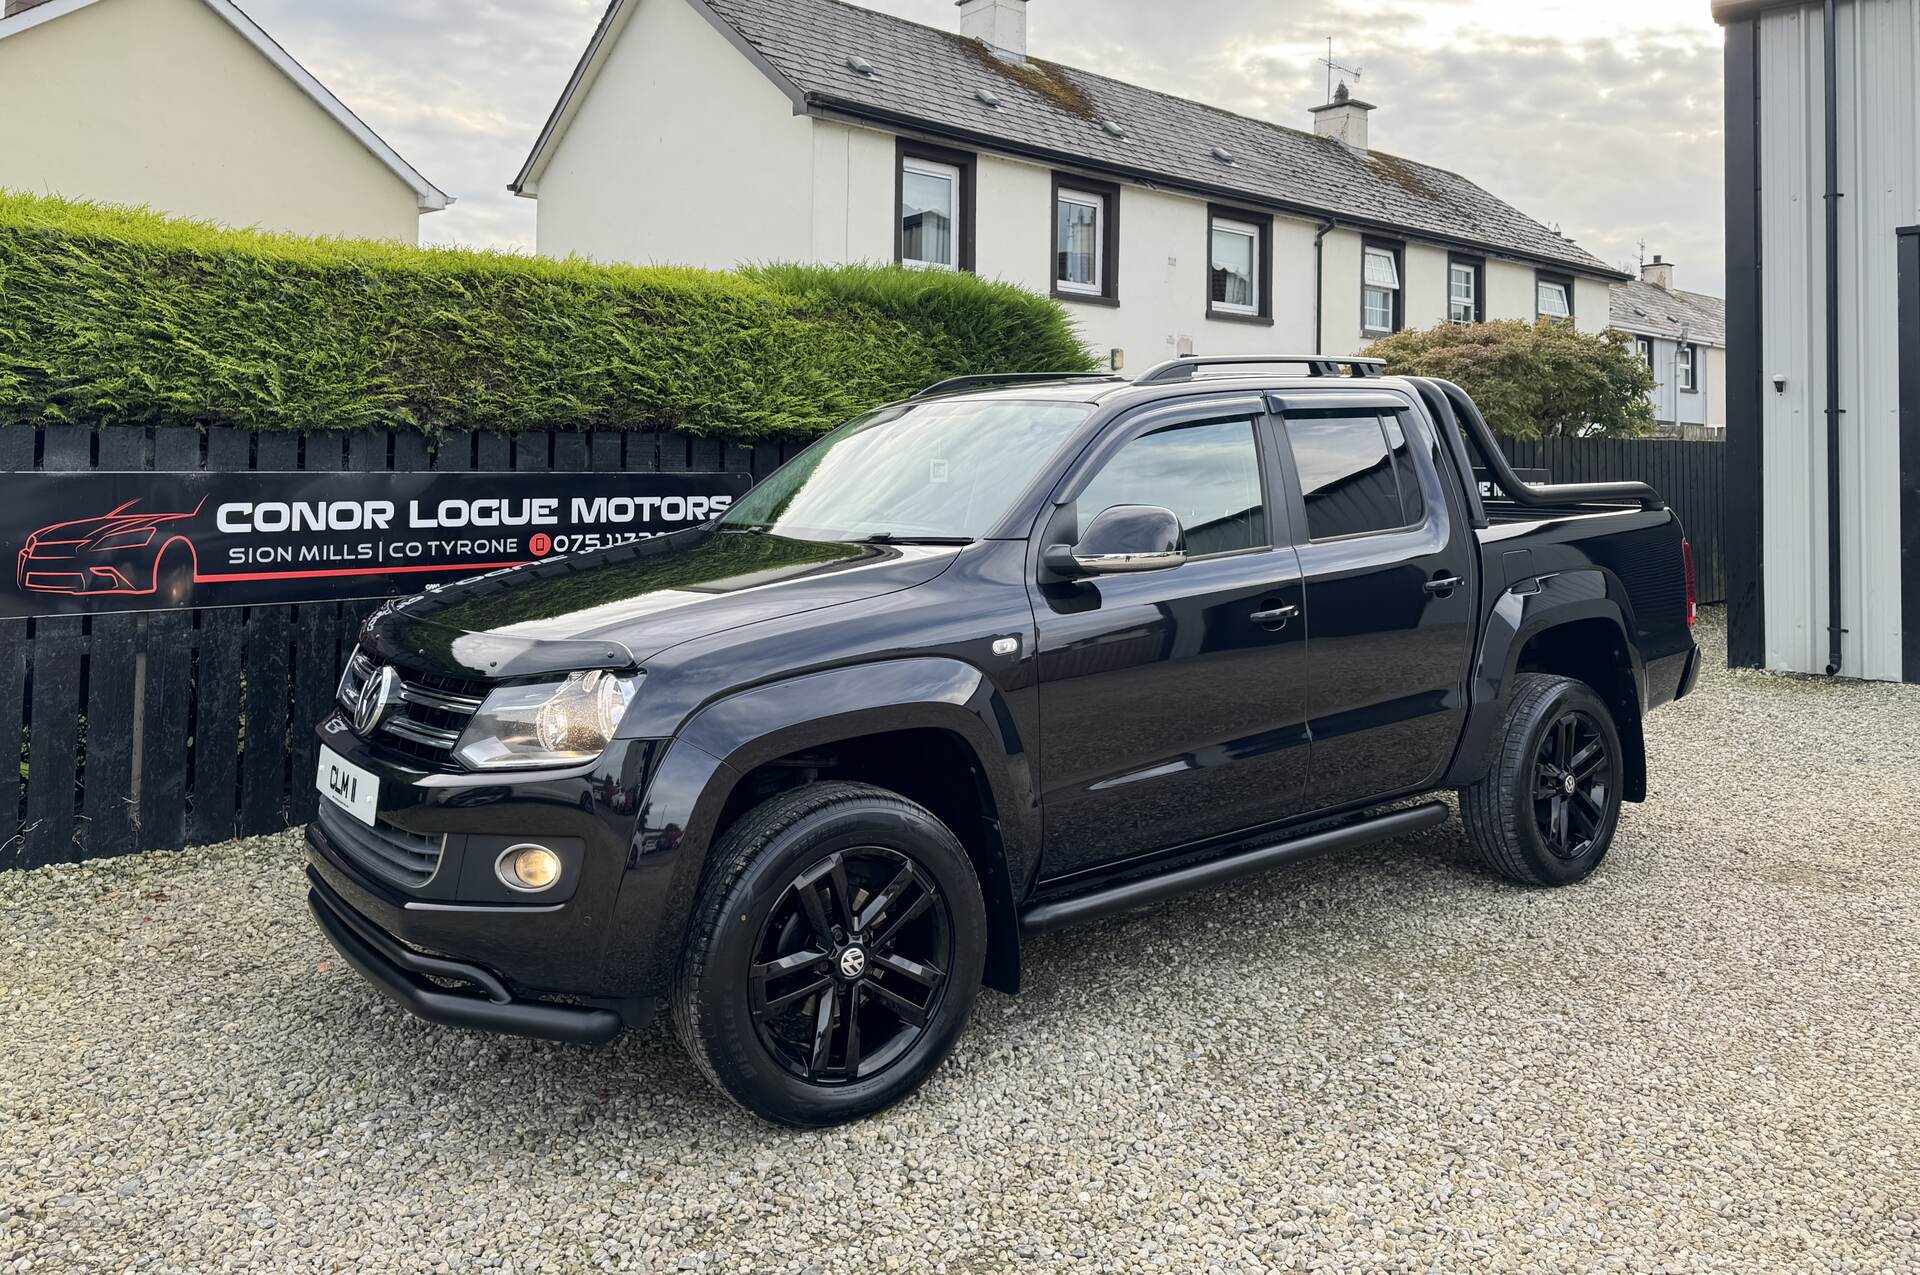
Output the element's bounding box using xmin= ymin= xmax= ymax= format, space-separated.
xmin=1250 ymin=603 xmax=1298 ymax=626
xmin=1424 ymin=576 xmax=1465 ymax=596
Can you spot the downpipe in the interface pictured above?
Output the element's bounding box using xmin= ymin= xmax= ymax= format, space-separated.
xmin=1823 ymin=0 xmax=1846 ymax=675
xmin=1313 ymin=219 xmax=1336 ymax=354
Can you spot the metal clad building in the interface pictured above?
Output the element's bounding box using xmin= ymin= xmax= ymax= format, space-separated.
xmin=1718 ymin=0 xmax=1920 ymax=683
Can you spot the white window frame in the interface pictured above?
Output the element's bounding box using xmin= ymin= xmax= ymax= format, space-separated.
xmin=900 ymin=156 xmax=962 ymax=272
xmin=1362 ymin=245 xmax=1402 ymax=337
xmin=1537 ymin=277 xmax=1573 ymax=322
xmin=1055 ymin=188 xmax=1106 ymax=296
xmin=1635 ymin=335 xmax=1655 ymax=366
xmin=1678 ymin=343 xmax=1699 ymax=392
xmin=1209 ymin=217 xmax=1261 ymax=317
xmin=1448 ymin=261 xmax=1479 ymax=326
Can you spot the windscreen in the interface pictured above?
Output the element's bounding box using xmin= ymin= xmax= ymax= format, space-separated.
xmin=722 ymin=399 xmax=1094 ymax=542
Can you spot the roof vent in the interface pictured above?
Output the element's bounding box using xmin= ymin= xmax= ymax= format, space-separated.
xmin=974 ymin=87 xmax=1001 ymax=108
xmin=1210 ymin=145 xmax=1235 ymax=164
xmin=846 ymin=55 xmax=876 ymax=76
xmin=1101 ymin=119 xmax=1127 ymax=139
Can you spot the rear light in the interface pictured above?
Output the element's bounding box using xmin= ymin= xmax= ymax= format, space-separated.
xmin=1681 ymin=538 xmax=1697 ymax=627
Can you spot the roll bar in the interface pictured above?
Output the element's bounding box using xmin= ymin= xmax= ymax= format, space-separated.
xmin=1412 ymin=378 xmax=1665 ymax=513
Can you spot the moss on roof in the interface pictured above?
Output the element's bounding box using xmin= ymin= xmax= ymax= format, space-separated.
xmin=939 ymin=31 xmax=1098 ymax=121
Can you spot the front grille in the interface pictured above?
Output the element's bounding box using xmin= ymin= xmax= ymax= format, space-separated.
xmin=316 ymin=799 xmax=446 ymax=889
xmin=338 ymin=650 xmax=487 ymax=766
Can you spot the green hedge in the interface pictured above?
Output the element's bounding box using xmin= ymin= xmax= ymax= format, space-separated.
xmin=0 ymin=192 xmax=1097 ymax=437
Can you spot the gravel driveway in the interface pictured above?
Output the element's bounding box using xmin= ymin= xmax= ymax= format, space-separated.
xmin=5 ymin=610 xmax=1919 ymax=1274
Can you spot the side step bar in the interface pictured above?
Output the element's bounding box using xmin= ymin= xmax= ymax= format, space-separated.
xmin=1018 ymin=801 xmax=1450 ymax=937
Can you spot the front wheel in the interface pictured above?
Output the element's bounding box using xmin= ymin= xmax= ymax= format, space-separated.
xmin=672 ymin=782 xmax=987 ymax=1127
xmin=1461 ymin=674 xmax=1625 ymax=887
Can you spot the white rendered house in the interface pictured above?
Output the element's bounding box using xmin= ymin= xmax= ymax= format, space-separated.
xmin=515 ymin=0 xmax=1621 ymax=366
xmin=0 ymin=0 xmax=448 ymax=241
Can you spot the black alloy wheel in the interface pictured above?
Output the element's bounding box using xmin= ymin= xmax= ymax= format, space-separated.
xmin=1532 ymin=709 xmax=1612 ymax=860
xmin=1461 ymin=673 xmax=1626 ymax=887
xmin=673 ymin=782 xmax=987 ymax=1127
xmin=749 ymin=846 xmax=953 ymax=1085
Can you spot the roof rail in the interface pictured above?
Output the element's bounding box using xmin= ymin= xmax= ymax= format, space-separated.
xmin=911 ymin=372 xmax=1126 ymax=400
xmin=1135 ymin=355 xmax=1387 ymax=385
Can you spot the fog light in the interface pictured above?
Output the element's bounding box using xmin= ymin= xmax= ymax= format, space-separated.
xmin=497 ymin=844 xmax=563 ymax=893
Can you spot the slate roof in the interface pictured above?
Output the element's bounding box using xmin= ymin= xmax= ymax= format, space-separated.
xmin=677 ymin=0 xmax=1621 ymax=277
xmin=1609 ymin=278 xmax=1727 ymax=346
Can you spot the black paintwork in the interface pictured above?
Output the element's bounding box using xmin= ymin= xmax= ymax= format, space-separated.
xmin=306 ymin=372 xmax=1699 ymax=1038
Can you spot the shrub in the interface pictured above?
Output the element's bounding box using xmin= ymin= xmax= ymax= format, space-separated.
xmin=1363 ymin=320 xmax=1657 ymax=440
xmin=0 ymin=192 xmax=1097 ymax=437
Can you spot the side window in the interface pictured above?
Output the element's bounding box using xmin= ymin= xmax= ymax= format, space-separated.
xmin=1077 ymin=418 xmax=1266 ymax=557
xmin=1282 ymin=411 xmax=1424 ymax=541
xmin=1382 ymin=413 xmax=1426 ymax=525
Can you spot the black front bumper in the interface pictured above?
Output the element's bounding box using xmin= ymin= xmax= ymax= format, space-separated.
xmin=308 ymin=869 xmax=622 ymax=1045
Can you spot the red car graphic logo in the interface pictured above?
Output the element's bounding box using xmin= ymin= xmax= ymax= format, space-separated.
xmin=16 ymin=498 xmax=205 ymax=602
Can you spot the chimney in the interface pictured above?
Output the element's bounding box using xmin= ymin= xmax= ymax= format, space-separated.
xmin=4 ymin=0 xmax=58 ymax=16
xmin=957 ymin=0 xmax=1027 ymax=62
xmin=1309 ymin=81 xmax=1376 ymax=151
xmin=1642 ymin=254 xmax=1675 ymax=291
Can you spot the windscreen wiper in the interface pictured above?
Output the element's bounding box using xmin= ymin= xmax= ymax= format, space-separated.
xmin=855 ymin=533 xmax=975 ymax=546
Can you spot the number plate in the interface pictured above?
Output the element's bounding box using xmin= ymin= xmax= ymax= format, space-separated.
xmin=317 ymin=745 xmax=379 ymax=827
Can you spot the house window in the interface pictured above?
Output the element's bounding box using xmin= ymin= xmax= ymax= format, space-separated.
xmin=1536 ymin=273 xmax=1574 ymax=323
xmin=1055 ymin=191 xmax=1103 ymax=293
xmin=1678 ymin=343 xmax=1699 ymax=392
xmin=897 ymin=142 xmax=974 ymax=272
xmin=1362 ymin=243 xmax=1403 ymax=337
xmin=1207 ymin=208 xmax=1269 ymax=321
xmin=1052 ymin=176 xmax=1119 ymax=303
xmin=1448 ymin=256 xmax=1484 ymax=325
xmin=1636 ymin=336 xmax=1655 ymax=366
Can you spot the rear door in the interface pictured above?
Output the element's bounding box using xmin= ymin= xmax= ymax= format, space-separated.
xmin=1270 ymin=393 xmax=1477 ymax=809
xmin=1032 ymin=397 xmax=1311 ymax=881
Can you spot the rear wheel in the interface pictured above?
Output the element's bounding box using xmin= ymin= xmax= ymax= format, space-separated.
xmin=1461 ymin=674 xmax=1624 ymax=887
xmin=672 ymin=782 xmax=987 ymax=1127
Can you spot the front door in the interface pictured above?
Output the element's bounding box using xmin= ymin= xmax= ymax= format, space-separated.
xmin=1032 ymin=401 xmax=1311 ymax=882
xmin=1271 ymin=397 xmax=1477 ymax=809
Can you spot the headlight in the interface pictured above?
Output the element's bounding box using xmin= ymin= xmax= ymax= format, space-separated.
xmin=92 ymin=529 xmax=155 ymax=551
xmin=452 ymin=670 xmax=640 ymax=771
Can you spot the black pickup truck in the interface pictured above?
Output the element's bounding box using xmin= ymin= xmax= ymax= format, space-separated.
xmin=306 ymin=356 xmax=1699 ymax=1126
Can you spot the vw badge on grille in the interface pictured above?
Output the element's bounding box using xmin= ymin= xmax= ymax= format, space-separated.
xmin=354 ymin=665 xmax=403 ymax=738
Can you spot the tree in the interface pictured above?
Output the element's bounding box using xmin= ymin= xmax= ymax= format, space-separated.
xmin=1362 ymin=320 xmax=1656 ymax=440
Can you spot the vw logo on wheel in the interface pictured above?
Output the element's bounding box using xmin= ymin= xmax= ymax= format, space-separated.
xmin=353 ymin=665 xmax=403 ymax=738
xmin=838 ymin=947 xmax=868 ymax=979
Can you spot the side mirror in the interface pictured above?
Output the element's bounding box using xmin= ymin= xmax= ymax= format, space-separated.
xmin=1044 ymin=505 xmax=1187 ymax=576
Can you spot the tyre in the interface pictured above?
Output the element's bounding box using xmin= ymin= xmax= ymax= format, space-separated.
xmin=672 ymin=782 xmax=988 ymax=1127
xmin=1461 ymin=674 xmax=1625 ymax=887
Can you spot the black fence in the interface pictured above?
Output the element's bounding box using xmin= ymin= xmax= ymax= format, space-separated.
xmin=1502 ymin=436 xmax=1727 ymax=607
xmin=0 ymin=424 xmax=1723 ymax=871
xmin=0 ymin=425 xmax=798 ymax=871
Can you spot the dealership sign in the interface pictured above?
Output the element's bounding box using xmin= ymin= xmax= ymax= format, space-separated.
xmin=3 ymin=470 xmax=751 ymax=619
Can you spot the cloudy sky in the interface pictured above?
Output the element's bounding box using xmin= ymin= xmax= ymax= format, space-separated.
xmin=242 ymin=0 xmax=1729 ymax=293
